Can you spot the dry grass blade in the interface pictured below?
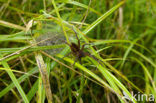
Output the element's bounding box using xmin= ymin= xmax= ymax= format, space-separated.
xmin=35 ymin=52 xmax=53 ymax=103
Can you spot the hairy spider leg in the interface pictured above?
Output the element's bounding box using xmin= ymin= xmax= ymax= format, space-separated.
xmin=81 ymin=43 xmax=91 ymax=51
xmin=72 ymin=27 xmax=80 ymax=49
xmin=72 ymin=55 xmax=82 ymax=66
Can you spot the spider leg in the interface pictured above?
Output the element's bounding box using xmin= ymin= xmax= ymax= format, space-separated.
xmin=72 ymin=56 xmax=79 ymax=67
xmin=78 ymin=57 xmax=82 ymax=64
xmin=62 ymin=51 xmax=72 ymax=60
xmin=81 ymin=43 xmax=91 ymax=51
xmin=64 ymin=40 xmax=70 ymax=46
xmin=72 ymin=27 xmax=80 ymax=49
xmin=72 ymin=54 xmax=83 ymax=66
xmin=84 ymin=52 xmax=101 ymax=64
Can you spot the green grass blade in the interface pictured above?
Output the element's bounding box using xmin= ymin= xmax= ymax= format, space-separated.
xmin=83 ymin=0 xmax=125 ymax=34
xmin=68 ymin=1 xmax=101 ymax=16
xmin=0 ymin=54 xmax=29 ymax=103
xmin=56 ymin=54 xmax=124 ymax=100
xmin=0 ymin=67 xmax=38 ymax=98
xmin=27 ymin=80 xmax=39 ymax=101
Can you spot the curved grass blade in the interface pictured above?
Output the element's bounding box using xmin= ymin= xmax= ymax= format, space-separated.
xmin=68 ymin=1 xmax=101 ymax=16
xmin=0 ymin=20 xmax=26 ymax=31
xmin=0 ymin=67 xmax=38 ymax=99
xmin=51 ymin=0 xmax=70 ymax=44
xmin=27 ymin=79 xmax=39 ymax=101
xmin=89 ymin=57 xmax=137 ymax=103
xmin=133 ymin=58 xmax=156 ymax=91
xmin=56 ymin=54 xmax=127 ymax=102
xmin=83 ymin=0 xmax=125 ymax=34
xmin=123 ymin=46 xmax=156 ymax=69
xmin=91 ymin=39 xmax=152 ymax=54
xmin=0 ymin=54 xmax=29 ymax=103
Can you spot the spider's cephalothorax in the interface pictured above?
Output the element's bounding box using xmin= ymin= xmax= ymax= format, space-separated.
xmin=70 ymin=42 xmax=86 ymax=60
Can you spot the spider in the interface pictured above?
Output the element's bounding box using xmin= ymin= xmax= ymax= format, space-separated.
xmin=65 ymin=28 xmax=97 ymax=65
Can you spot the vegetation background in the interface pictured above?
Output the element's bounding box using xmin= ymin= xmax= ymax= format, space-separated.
xmin=0 ymin=0 xmax=156 ymax=103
